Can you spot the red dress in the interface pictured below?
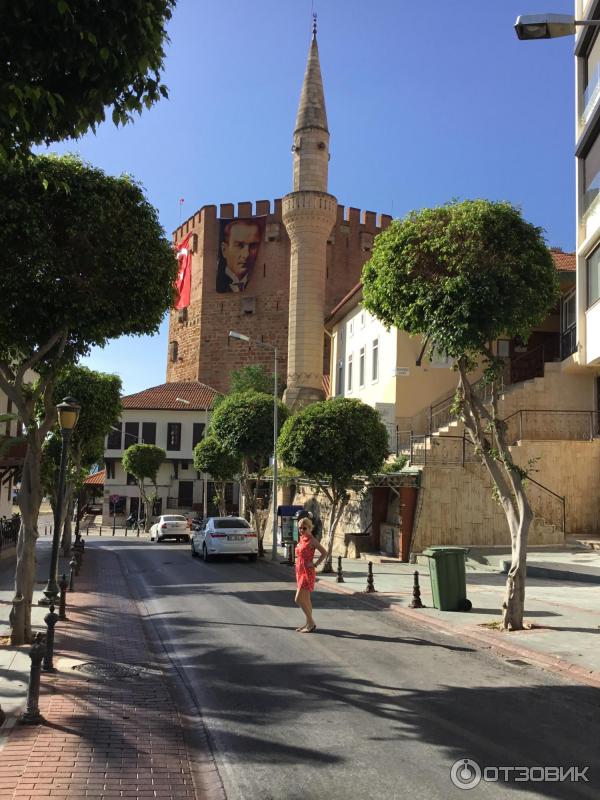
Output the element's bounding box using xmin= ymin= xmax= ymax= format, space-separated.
xmin=295 ymin=536 xmax=316 ymax=591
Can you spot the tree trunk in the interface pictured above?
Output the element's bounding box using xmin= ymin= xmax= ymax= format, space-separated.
xmin=321 ymin=493 xmax=348 ymax=574
xmin=216 ymin=481 xmax=227 ymax=516
xmin=502 ymin=500 xmax=532 ymax=630
xmin=13 ymin=433 xmax=43 ymax=645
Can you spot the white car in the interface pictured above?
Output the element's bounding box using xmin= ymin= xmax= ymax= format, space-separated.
xmin=191 ymin=516 xmax=258 ymax=562
xmin=149 ymin=514 xmax=190 ymax=543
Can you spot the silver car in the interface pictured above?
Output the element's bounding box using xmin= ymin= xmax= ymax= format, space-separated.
xmin=191 ymin=516 xmax=258 ymax=562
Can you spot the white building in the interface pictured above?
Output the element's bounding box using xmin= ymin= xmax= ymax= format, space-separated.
xmin=101 ymin=382 xmax=238 ymax=522
xmin=575 ymin=1 xmax=600 ymax=403
xmin=0 ymin=389 xmax=25 ymax=520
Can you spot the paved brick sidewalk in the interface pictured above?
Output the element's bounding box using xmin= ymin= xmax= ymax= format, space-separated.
xmin=0 ymin=545 xmax=221 ymax=800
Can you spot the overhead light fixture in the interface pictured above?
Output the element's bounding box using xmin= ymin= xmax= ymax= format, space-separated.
xmin=514 ymin=13 xmax=576 ymax=40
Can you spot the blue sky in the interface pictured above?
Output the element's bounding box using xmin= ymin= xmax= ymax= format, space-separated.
xmin=45 ymin=0 xmax=576 ymax=396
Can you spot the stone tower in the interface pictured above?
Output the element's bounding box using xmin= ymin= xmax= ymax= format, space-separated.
xmin=282 ymin=25 xmax=337 ymax=409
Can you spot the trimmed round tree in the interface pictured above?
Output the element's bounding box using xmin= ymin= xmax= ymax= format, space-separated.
xmin=278 ymin=398 xmax=389 ymax=572
xmin=362 ymin=199 xmax=559 ymax=630
xmin=211 ymin=391 xmax=289 ymax=552
xmin=1 ymin=0 xmax=175 ymax=159
xmin=122 ymin=444 xmax=166 ymax=529
xmin=193 ymin=436 xmax=241 ymax=516
xmin=0 ymin=153 xmax=176 ymax=645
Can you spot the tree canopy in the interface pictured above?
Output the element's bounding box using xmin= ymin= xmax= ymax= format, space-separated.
xmin=211 ymin=391 xmax=289 ymax=466
xmin=0 ymin=0 xmax=175 ymax=159
xmin=193 ymin=436 xmax=241 ymax=482
xmin=122 ymin=444 xmax=165 ymax=486
xmin=229 ymin=364 xmax=285 ymax=398
xmin=362 ymin=199 xmax=559 ymax=359
xmin=278 ymin=398 xmax=388 ymax=491
xmin=52 ymin=365 xmax=122 ymax=468
xmin=0 ymin=154 xmax=177 ymax=369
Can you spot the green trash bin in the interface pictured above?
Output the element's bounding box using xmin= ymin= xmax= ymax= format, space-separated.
xmin=423 ymin=546 xmax=472 ymax=611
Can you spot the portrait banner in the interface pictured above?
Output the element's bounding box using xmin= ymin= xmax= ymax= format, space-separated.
xmin=216 ymin=216 xmax=266 ymax=293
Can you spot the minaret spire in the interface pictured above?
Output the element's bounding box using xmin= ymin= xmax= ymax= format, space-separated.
xmin=283 ymin=26 xmax=337 ymax=409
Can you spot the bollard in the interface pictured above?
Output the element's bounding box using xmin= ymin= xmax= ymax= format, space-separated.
xmin=409 ymin=570 xmax=424 ymax=609
xmin=73 ymin=551 xmax=81 ymax=575
xmin=44 ymin=525 xmax=47 ymax=536
xmin=136 ymin=526 xmax=140 ymax=538
xmin=18 ymin=633 xmax=45 ymax=724
xmin=124 ymin=526 xmax=128 ymax=537
xmin=58 ymin=573 xmax=68 ymax=621
xmin=366 ymin=561 xmax=376 ymax=593
xmin=42 ymin=605 xmax=59 ymax=673
xmin=69 ymin=558 xmax=77 ymax=591
xmin=86 ymin=525 xmax=90 ymax=536
xmin=99 ymin=526 xmax=102 ymax=536
xmin=336 ymin=555 xmax=345 ymax=583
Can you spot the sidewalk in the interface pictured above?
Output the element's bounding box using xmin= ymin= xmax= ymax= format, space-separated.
xmin=0 ymin=540 xmax=222 ymax=800
xmin=299 ymin=545 xmax=600 ymax=688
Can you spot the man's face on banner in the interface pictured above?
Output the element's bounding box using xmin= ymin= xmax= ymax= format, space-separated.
xmin=221 ymin=222 xmax=261 ymax=280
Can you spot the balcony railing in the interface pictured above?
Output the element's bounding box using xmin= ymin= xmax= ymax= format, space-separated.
xmin=561 ymin=326 xmax=577 ymax=359
xmin=583 ymin=63 xmax=600 ymax=125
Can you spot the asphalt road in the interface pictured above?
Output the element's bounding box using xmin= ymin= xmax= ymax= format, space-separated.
xmin=107 ymin=539 xmax=600 ymax=800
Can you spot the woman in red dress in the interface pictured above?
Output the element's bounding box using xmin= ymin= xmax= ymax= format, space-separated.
xmin=294 ymin=517 xmax=327 ymax=633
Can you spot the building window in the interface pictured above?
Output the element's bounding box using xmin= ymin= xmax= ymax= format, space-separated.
xmin=106 ymin=423 xmax=121 ymax=450
xmin=372 ymin=339 xmax=379 ymax=382
xmin=125 ymin=422 xmax=139 ymax=446
xmin=126 ymin=472 xmax=137 ymax=486
xmin=167 ymin=422 xmax=182 ymax=450
xmin=583 ymin=31 xmax=600 ymax=124
xmin=359 ymin=346 xmax=365 ymax=387
xmin=336 ymin=360 xmax=343 ymax=396
xmin=347 ymin=354 xmax=353 ymax=392
xmin=349 ymin=321 xmax=354 ymax=337
xmin=192 ymin=422 xmax=205 ymax=448
xmin=588 ymin=245 xmax=600 ymax=307
xmin=142 ymin=422 xmax=156 ymax=445
xmin=497 ymin=339 xmax=511 ymax=358
xmin=170 ymin=340 xmax=179 ymax=362
xmin=178 ymin=307 xmax=188 ymax=323
xmin=105 ymin=460 xmax=115 ymax=480
xmin=360 ymin=312 xmax=365 ymax=328
xmin=583 ymin=134 xmax=600 ymax=216
xmin=181 ymin=461 xmax=189 ymax=470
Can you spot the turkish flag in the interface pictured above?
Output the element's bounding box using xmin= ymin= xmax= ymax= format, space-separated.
xmin=174 ymin=234 xmax=192 ymax=309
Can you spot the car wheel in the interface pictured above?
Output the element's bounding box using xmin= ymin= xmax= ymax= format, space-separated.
xmin=202 ymin=544 xmax=212 ymax=563
xmin=247 ymin=553 xmax=258 ymax=562
xmin=156 ymin=536 xmax=162 ymax=543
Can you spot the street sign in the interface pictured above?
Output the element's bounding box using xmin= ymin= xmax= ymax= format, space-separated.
xmin=109 ymin=494 xmax=120 ymax=503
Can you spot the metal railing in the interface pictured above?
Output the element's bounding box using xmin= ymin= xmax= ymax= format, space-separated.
xmin=0 ymin=514 xmax=20 ymax=552
xmin=503 ymin=409 xmax=599 ymax=444
xmin=409 ymin=433 xmax=478 ymax=466
xmin=428 ymin=345 xmax=551 ymax=434
xmin=525 ymin=477 xmax=566 ymax=535
xmin=561 ymin=326 xmax=577 ymax=360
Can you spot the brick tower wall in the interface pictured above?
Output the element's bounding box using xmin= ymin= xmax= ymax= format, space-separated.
xmin=166 ymin=199 xmax=391 ymax=394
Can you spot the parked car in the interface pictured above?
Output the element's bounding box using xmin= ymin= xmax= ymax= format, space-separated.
xmin=86 ymin=503 xmax=102 ymax=515
xmin=191 ymin=516 xmax=258 ymax=562
xmin=149 ymin=514 xmax=190 ymax=543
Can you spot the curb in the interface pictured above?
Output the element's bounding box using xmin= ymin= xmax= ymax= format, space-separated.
xmin=260 ymin=557 xmax=600 ymax=690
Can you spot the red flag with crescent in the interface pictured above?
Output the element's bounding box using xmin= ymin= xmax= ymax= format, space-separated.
xmin=174 ymin=234 xmax=192 ymax=309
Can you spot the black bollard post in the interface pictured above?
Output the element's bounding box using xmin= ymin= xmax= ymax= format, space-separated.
xmin=99 ymin=526 xmax=102 ymax=536
xmin=336 ymin=555 xmax=345 ymax=583
xmin=124 ymin=526 xmax=128 ymax=537
xmin=366 ymin=561 xmax=376 ymax=593
xmin=86 ymin=525 xmax=90 ymax=536
xmin=136 ymin=525 xmax=140 ymax=538
xmin=42 ymin=604 xmax=59 ymax=673
xmin=18 ymin=633 xmax=45 ymax=724
xmin=69 ymin=558 xmax=77 ymax=591
xmin=409 ymin=570 xmax=424 ymax=609
xmin=58 ymin=574 xmax=68 ymax=621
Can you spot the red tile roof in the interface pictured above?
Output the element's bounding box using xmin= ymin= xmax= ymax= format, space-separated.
xmin=326 ymin=248 xmax=576 ymax=321
xmin=84 ymin=469 xmax=105 ymax=486
xmin=550 ymin=248 xmax=576 ymax=271
xmin=121 ymin=382 xmax=220 ymax=411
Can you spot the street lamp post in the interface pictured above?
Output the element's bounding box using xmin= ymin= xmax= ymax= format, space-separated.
xmin=40 ymin=397 xmax=81 ymax=606
xmin=228 ymin=330 xmax=279 ymax=561
xmin=514 ymin=13 xmax=600 ymax=40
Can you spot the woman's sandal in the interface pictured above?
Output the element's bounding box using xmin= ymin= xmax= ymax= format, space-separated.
xmin=300 ymin=624 xmax=317 ymax=633
xmin=295 ymin=625 xmax=307 ymax=632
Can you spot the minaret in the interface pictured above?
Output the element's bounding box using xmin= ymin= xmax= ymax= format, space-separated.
xmin=283 ymin=19 xmax=337 ymax=410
